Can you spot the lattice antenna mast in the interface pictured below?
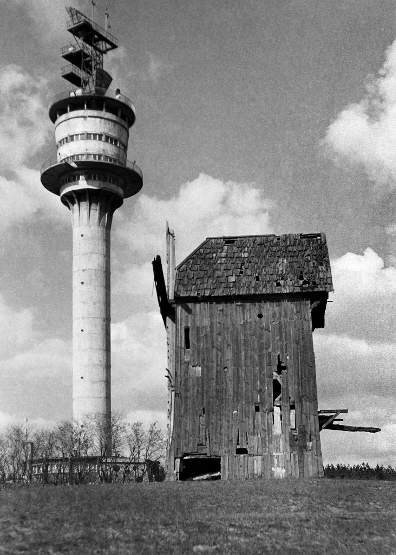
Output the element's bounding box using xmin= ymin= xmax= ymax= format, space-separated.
xmin=61 ymin=4 xmax=118 ymax=94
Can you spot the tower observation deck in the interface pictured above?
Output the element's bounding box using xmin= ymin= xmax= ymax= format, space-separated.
xmin=41 ymin=5 xmax=143 ymax=454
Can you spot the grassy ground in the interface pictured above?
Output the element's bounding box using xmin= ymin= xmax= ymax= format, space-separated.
xmin=0 ymin=479 xmax=395 ymax=554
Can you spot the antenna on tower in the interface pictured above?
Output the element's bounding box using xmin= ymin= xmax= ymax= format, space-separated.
xmin=61 ymin=5 xmax=118 ymax=95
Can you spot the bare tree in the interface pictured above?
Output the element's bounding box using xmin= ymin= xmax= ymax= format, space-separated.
xmin=32 ymin=428 xmax=57 ymax=459
xmin=82 ymin=413 xmax=126 ymax=457
xmin=144 ymin=422 xmax=165 ymax=463
xmin=125 ymin=421 xmax=165 ymax=481
xmin=3 ymin=422 xmax=33 ymax=482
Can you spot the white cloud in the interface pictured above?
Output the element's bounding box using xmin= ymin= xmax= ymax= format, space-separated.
xmin=0 ymin=294 xmax=34 ymax=359
xmin=0 ymin=293 xmax=71 ymax=421
xmin=8 ymin=0 xmax=85 ymax=41
xmin=0 ymin=167 xmax=67 ymax=232
xmin=0 ymin=65 xmax=67 ymax=231
xmin=321 ymin=418 xmax=396 ymax=467
xmin=323 ymin=39 xmax=396 ymax=190
xmin=332 ymin=248 xmax=396 ymax=297
xmin=0 ymin=411 xmax=18 ymax=430
xmin=0 ymin=64 xmax=51 ymax=169
xmin=314 ymin=248 xmax=395 ymax=465
xmin=325 ymin=248 xmax=396 ymax=343
xmin=111 ymin=311 xmax=166 ymax=416
xmin=315 ymin=333 xmax=395 ymax=401
xmin=125 ymin=410 xmax=167 ymax=430
xmin=315 ymin=330 xmax=396 ymax=465
xmin=0 ymin=412 xmax=56 ymax=432
xmin=1 ymin=338 xmax=70 ymax=379
xmin=113 ymin=262 xmax=154 ymax=302
xmin=117 ymin=173 xmax=274 ymax=265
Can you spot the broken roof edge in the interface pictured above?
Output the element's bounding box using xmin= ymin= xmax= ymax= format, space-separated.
xmin=175 ymin=231 xmax=328 ymax=271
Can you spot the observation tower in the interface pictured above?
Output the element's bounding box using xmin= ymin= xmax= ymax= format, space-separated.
xmin=41 ymin=6 xmax=143 ymax=454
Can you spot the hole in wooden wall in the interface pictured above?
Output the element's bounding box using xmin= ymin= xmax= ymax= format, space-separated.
xmin=179 ymin=457 xmax=220 ymax=481
xmin=273 ymin=379 xmax=282 ymax=405
xmin=257 ymin=313 xmax=263 ymax=319
xmin=184 ymin=327 xmax=190 ymax=350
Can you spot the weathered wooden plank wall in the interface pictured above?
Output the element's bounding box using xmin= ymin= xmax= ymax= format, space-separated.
xmin=170 ymin=296 xmax=323 ymax=479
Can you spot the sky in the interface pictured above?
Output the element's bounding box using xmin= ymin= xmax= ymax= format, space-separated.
xmin=0 ymin=0 xmax=395 ymax=466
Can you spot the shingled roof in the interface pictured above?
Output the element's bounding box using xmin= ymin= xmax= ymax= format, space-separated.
xmin=175 ymin=233 xmax=333 ymax=298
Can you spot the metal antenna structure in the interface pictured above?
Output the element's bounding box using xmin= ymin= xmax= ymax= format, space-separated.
xmin=61 ymin=5 xmax=117 ymax=93
xmin=41 ymin=5 xmax=143 ymax=455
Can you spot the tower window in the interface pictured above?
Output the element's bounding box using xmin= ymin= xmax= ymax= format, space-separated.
xmin=184 ymin=327 xmax=190 ymax=350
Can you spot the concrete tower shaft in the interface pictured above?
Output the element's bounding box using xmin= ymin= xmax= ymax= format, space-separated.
xmin=62 ymin=188 xmax=119 ymax=434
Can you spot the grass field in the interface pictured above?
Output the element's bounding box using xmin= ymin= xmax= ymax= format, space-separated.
xmin=0 ymin=479 xmax=395 ymax=554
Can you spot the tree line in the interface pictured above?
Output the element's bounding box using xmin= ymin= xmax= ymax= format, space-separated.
xmin=324 ymin=463 xmax=396 ymax=481
xmin=0 ymin=415 xmax=166 ymax=484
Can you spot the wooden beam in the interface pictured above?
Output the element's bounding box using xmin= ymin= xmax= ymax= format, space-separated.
xmin=324 ymin=424 xmax=381 ymax=433
xmin=152 ymin=255 xmax=175 ymax=325
xmin=319 ymin=410 xmax=345 ymax=430
xmin=166 ymin=223 xmax=176 ymax=300
xmin=318 ymin=409 xmax=349 ymax=414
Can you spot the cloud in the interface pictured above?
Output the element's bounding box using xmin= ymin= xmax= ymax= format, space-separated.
xmin=315 ymin=331 xmax=396 ymax=466
xmin=322 ymin=422 xmax=396 ymax=467
xmin=315 ymin=333 xmax=395 ymax=402
xmin=323 ymin=39 xmax=396 ymax=191
xmin=325 ymin=248 xmax=396 ymax=343
xmin=321 ymin=408 xmax=396 ymax=467
xmin=332 ymin=248 xmax=396 ymax=297
xmin=111 ymin=311 xmax=167 ymax=416
xmin=125 ymin=410 xmax=167 ymax=430
xmin=9 ymin=0 xmax=85 ymax=41
xmin=0 ymin=65 xmax=67 ymax=231
xmin=0 ymin=295 xmax=34 ymax=359
xmin=1 ymin=338 xmax=70 ymax=379
xmin=0 ymin=64 xmax=51 ymax=169
xmin=314 ymin=247 xmax=395 ymax=465
xmin=0 ymin=411 xmax=18 ymax=430
xmin=0 ymin=293 xmax=71 ymax=421
xmin=117 ymin=173 xmax=274 ymax=265
xmin=0 ymin=167 xmax=67 ymax=232
xmin=0 ymin=411 xmax=56 ymax=432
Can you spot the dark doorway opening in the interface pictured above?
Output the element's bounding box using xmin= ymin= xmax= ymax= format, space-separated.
xmin=179 ymin=456 xmax=221 ymax=481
